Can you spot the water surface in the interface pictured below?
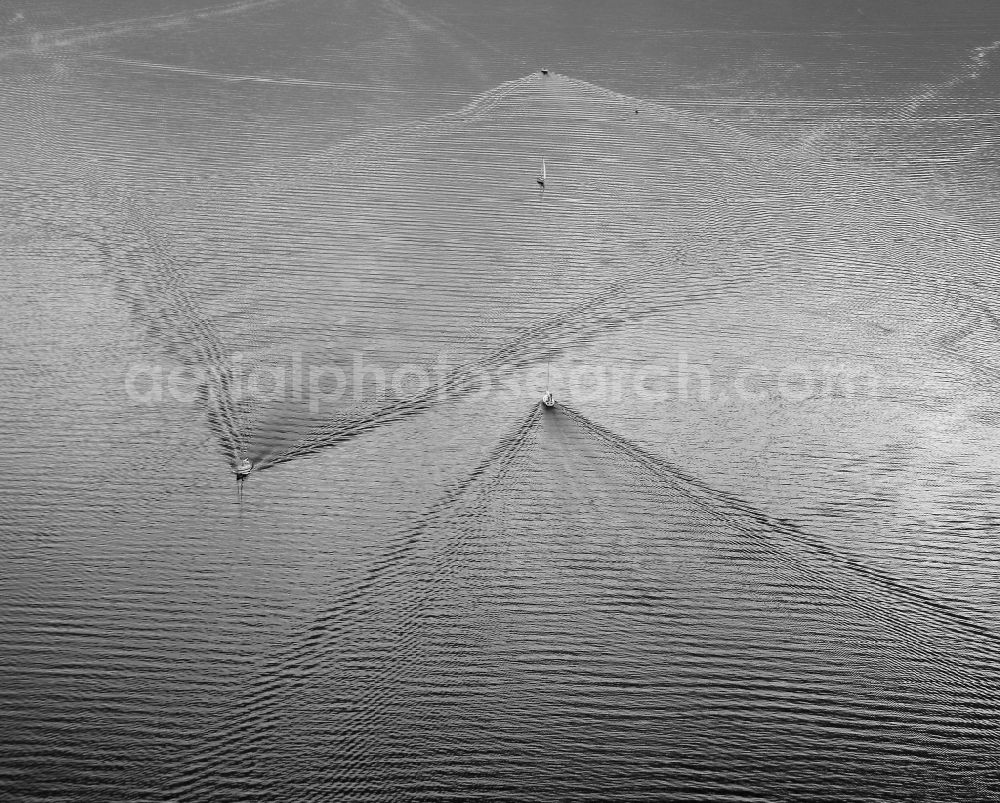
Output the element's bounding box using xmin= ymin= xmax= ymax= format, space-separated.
xmin=2 ymin=1 xmax=1000 ymax=800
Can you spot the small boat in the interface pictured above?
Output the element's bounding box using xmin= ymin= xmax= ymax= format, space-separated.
xmin=542 ymin=391 xmax=556 ymax=408
xmin=234 ymin=458 xmax=253 ymax=480
xmin=536 ymin=158 xmax=546 ymax=189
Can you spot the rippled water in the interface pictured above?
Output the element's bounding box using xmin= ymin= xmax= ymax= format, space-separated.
xmin=3 ymin=1 xmax=1000 ymax=800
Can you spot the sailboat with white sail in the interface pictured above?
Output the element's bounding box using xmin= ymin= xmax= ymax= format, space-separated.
xmin=542 ymin=362 xmax=556 ymax=408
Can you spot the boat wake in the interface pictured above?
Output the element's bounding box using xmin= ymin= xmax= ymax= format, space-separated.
xmin=172 ymin=403 xmax=543 ymax=799
xmin=559 ymin=402 xmax=1000 ymax=672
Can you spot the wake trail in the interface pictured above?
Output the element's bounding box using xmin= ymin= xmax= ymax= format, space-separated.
xmin=171 ymin=403 xmax=542 ymax=800
xmin=0 ymin=0 xmax=296 ymax=60
xmin=903 ymin=38 xmax=1000 ymax=116
xmin=79 ymin=190 xmax=250 ymax=466
xmin=81 ymin=55 xmax=479 ymax=95
xmin=255 ymin=261 xmax=733 ymax=471
xmin=796 ymin=35 xmax=1000 ymax=166
xmin=4 ymin=83 xmax=252 ymax=467
xmin=559 ymin=403 xmax=1000 ymax=670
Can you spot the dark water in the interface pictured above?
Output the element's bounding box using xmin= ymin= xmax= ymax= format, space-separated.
xmin=3 ymin=1 xmax=1000 ymax=800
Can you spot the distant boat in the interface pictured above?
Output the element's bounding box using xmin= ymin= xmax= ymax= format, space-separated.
xmin=536 ymin=158 xmax=546 ymax=189
xmin=234 ymin=458 xmax=253 ymax=480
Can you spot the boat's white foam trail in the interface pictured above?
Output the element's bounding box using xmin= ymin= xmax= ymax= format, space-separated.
xmin=904 ymin=38 xmax=1000 ymax=115
xmin=0 ymin=0 xmax=295 ymax=60
xmin=81 ymin=55 xmax=477 ymax=95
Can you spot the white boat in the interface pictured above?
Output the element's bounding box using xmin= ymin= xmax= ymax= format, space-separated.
xmin=536 ymin=158 xmax=546 ymax=188
xmin=234 ymin=458 xmax=253 ymax=479
xmin=541 ymin=363 xmax=556 ymax=407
